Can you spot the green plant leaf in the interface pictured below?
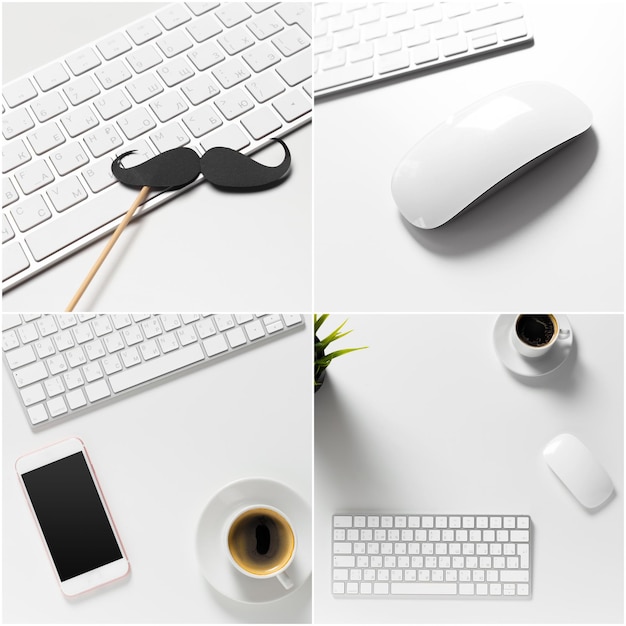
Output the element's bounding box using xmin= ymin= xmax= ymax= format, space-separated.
xmin=314 ymin=314 xmax=328 ymax=332
xmin=314 ymin=315 xmax=367 ymax=389
xmin=317 ymin=319 xmax=352 ymax=348
xmin=315 ymin=346 xmax=368 ymax=367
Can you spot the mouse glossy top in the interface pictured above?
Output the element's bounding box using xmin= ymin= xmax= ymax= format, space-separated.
xmin=543 ymin=433 xmax=614 ymax=509
xmin=392 ymin=82 xmax=592 ymax=229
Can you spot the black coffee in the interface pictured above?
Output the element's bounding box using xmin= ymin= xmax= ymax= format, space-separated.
xmin=515 ymin=315 xmax=556 ymax=347
xmin=228 ymin=508 xmax=294 ymax=576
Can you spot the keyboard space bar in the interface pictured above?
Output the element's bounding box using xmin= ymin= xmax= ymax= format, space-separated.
xmin=25 ymin=183 xmax=145 ymax=262
xmin=108 ymin=345 xmax=205 ymax=393
xmin=391 ymin=583 xmax=457 ymax=595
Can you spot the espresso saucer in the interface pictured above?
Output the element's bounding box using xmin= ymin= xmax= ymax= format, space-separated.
xmin=493 ymin=314 xmax=574 ymax=377
xmin=196 ymin=477 xmax=311 ymax=604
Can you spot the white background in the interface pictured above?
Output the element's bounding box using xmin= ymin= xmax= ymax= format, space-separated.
xmin=3 ymin=319 xmax=312 ymax=623
xmin=314 ymin=314 xmax=623 ymax=623
xmin=2 ymin=3 xmax=312 ymax=312
xmin=314 ymin=0 xmax=624 ymax=312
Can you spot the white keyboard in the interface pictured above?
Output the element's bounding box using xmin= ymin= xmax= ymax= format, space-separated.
xmin=332 ymin=513 xmax=532 ymax=598
xmin=2 ymin=3 xmax=312 ymax=291
xmin=3 ymin=313 xmax=304 ymax=428
xmin=314 ymin=1 xmax=533 ymax=96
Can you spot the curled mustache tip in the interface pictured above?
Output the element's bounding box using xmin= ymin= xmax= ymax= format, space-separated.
xmin=113 ymin=150 xmax=138 ymax=167
xmin=200 ymin=138 xmax=291 ymax=191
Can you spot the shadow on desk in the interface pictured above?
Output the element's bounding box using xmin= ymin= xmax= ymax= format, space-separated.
xmin=202 ymin=576 xmax=311 ymax=623
xmin=403 ymin=128 xmax=599 ymax=255
xmin=507 ymin=336 xmax=581 ymax=394
xmin=315 ymin=377 xmax=390 ymax=500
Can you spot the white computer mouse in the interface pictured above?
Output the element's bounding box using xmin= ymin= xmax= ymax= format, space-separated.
xmin=543 ymin=433 xmax=614 ymax=510
xmin=391 ymin=82 xmax=592 ymax=229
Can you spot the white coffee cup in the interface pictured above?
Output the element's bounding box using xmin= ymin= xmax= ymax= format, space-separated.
xmin=225 ymin=504 xmax=296 ymax=589
xmin=511 ymin=314 xmax=570 ymax=358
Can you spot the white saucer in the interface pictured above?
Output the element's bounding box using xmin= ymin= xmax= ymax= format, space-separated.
xmin=196 ymin=477 xmax=311 ymax=604
xmin=493 ymin=315 xmax=574 ymax=377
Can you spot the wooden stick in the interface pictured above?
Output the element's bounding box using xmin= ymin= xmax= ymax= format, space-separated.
xmin=65 ymin=185 xmax=151 ymax=312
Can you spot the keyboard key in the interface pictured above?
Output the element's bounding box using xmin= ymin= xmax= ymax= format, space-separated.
xmin=4 ymin=78 xmax=38 ymax=108
xmin=276 ymin=52 xmax=311 ymax=86
xmin=275 ymin=3 xmax=312 ymax=37
xmin=15 ymin=159 xmax=55 ymax=194
xmin=272 ymin=90 xmax=311 ymax=122
xmin=182 ymin=104 xmax=222 ymax=137
xmin=219 ymin=26 xmax=257 ymax=56
xmin=500 ymin=18 xmax=528 ymax=41
xmin=3 ymin=177 xmax=19 ymax=208
xmin=118 ymin=108 xmax=157 ymax=140
xmin=28 ymin=404 xmax=49 ymax=425
xmin=150 ymin=92 xmax=190 ymax=123
xmin=49 ymin=142 xmax=89 ymax=176
xmin=157 ymin=57 xmax=196 ymax=87
xmin=33 ymin=63 xmax=70 ymax=92
xmin=126 ymin=73 xmax=165 ymax=104
xmin=83 ymin=125 xmax=124 ymax=158
xmin=248 ymin=10 xmax=285 ymax=40
xmin=181 ymin=75 xmax=221 ymax=105
xmin=246 ymin=72 xmax=285 ymax=103
xmin=241 ymin=107 xmax=282 ymax=140
xmin=214 ymin=88 xmax=254 ymax=120
xmin=66 ymin=389 xmax=87 ymax=410
xmin=46 ymin=176 xmax=88 ymax=212
xmin=63 ymin=76 xmax=101 ymax=106
xmin=126 ymin=18 xmax=162 ymax=45
xmin=85 ymin=379 xmax=111 ymax=402
xmin=185 ymin=3 xmax=220 ymax=17
xmin=156 ymin=4 xmax=192 ymax=30
xmin=30 ymin=92 xmax=68 ymax=123
xmin=186 ymin=14 xmax=222 ymax=42
xmin=82 ymin=156 xmax=117 ymax=193
xmin=97 ymin=33 xmax=132 ymax=60
xmin=3 ymin=138 xmax=31 ymax=173
xmin=13 ymin=361 xmax=48 ymax=388
xmin=95 ymin=60 xmax=132 ymax=89
xmin=93 ymin=90 xmax=132 ymax=120
xmin=2 ymin=241 xmax=30 ymax=280
xmin=187 ymin=40 xmax=225 ymax=70
xmin=3 ymin=107 xmax=35 ymax=140
xmin=272 ymin=26 xmax=310 ymax=57
xmin=125 ymin=45 xmax=163 ymax=74
xmin=66 ymin=47 xmax=102 ymax=76
xmin=59 ymin=105 xmax=99 ymax=138
xmin=215 ymin=4 xmax=251 ymax=28
xmin=157 ymin=31 xmax=194 ymax=58
xmin=212 ymin=58 xmax=251 ymax=89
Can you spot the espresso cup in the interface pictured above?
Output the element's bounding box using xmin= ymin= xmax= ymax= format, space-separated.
xmin=226 ymin=505 xmax=296 ymax=589
xmin=511 ymin=314 xmax=570 ymax=358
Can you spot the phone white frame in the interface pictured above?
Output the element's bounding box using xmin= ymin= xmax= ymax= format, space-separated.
xmin=15 ymin=437 xmax=130 ymax=596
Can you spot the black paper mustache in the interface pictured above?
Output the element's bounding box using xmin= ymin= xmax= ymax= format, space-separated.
xmin=111 ymin=139 xmax=291 ymax=192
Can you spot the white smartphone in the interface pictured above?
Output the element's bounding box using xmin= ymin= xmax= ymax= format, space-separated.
xmin=15 ymin=437 xmax=130 ymax=596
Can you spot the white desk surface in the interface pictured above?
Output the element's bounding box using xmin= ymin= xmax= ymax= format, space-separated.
xmin=314 ymin=314 xmax=623 ymax=623
xmin=314 ymin=0 xmax=624 ymax=312
xmin=2 ymin=3 xmax=312 ymax=312
xmin=2 ymin=319 xmax=312 ymax=623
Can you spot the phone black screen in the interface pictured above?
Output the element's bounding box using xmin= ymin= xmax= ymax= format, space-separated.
xmin=22 ymin=452 xmax=122 ymax=581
